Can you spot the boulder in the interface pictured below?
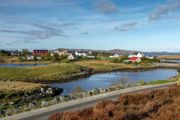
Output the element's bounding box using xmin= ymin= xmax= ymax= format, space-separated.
xmin=59 ymin=96 xmax=65 ymax=102
xmin=40 ymin=88 xmax=46 ymax=93
xmin=99 ymin=88 xmax=107 ymax=94
xmin=41 ymin=101 xmax=49 ymax=107
xmin=50 ymin=97 xmax=59 ymax=105
xmin=90 ymin=89 xmax=100 ymax=95
xmin=82 ymin=92 xmax=91 ymax=98
xmin=28 ymin=103 xmax=36 ymax=110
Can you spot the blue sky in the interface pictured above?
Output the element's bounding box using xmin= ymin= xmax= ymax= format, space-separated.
xmin=0 ymin=0 xmax=180 ymax=52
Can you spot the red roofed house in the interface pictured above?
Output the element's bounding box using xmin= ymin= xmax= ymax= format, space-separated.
xmin=129 ymin=57 xmax=141 ymax=63
xmin=33 ymin=50 xmax=48 ymax=56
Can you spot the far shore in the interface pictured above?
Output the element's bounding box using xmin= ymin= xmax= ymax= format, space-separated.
xmin=0 ymin=60 xmax=180 ymax=84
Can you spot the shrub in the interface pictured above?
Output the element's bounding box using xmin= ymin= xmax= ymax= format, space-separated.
xmin=49 ymin=85 xmax=180 ymax=120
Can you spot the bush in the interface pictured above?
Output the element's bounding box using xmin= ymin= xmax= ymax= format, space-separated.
xmin=111 ymin=56 xmax=128 ymax=63
xmin=141 ymin=57 xmax=160 ymax=64
xmin=49 ymin=85 xmax=180 ymax=120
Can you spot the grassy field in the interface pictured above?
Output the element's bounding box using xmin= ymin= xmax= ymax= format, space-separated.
xmin=0 ymin=81 xmax=45 ymax=93
xmin=147 ymin=79 xmax=178 ymax=85
xmin=75 ymin=60 xmax=153 ymax=72
xmin=0 ymin=59 xmax=179 ymax=83
xmin=0 ymin=60 xmax=152 ymax=83
xmin=0 ymin=63 xmax=84 ymax=83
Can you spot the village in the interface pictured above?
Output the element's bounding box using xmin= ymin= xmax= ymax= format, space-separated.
xmin=0 ymin=48 xmax=158 ymax=64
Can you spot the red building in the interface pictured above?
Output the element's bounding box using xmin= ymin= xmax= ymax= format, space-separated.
xmin=33 ymin=50 xmax=48 ymax=56
xmin=129 ymin=57 xmax=141 ymax=63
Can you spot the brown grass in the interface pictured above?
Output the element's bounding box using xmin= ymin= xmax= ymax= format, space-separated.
xmin=158 ymin=55 xmax=180 ymax=60
xmin=0 ymin=56 xmax=19 ymax=63
xmin=49 ymin=84 xmax=180 ymax=120
xmin=75 ymin=60 xmax=136 ymax=72
xmin=0 ymin=81 xmax=45 ymax=92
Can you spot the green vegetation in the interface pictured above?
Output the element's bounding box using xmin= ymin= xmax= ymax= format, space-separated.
xmin=147 ymin=79 xmax=178 ymax=85
xmin=141 ymin=57 xmax=160 ymax=64
xmin=91 ymin=51 xmax=111 ymax=57
xmin=111 ymin=56 xmax=160 ymax=64
xmin=111 ymin=56 xmax=128 ymax=63
xmin=0 ymin=50 xmax=11 ymax=56
xmin=0 ymin=63 xmax=86 ymax=83
xmin=75 ymin=60 xmax=155 ymax=72
xmin=0 ymin=59 xmax=154 ymax=83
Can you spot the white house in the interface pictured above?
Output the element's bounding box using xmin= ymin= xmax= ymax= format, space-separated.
xmin=146 ymin=56 xmax=154 ymax=59
xmin=128 ymin=52 xmax=144 ymax=58
xmin=27 ymin=55 xmax=34 ymax=60
xmin=68 ymin=54 xmax=75 ymax=60
xmin=109 ymin=54 xmax=120 ymax=58
xmin=75 ymin=51 xmax=87 ymax=57
xmin=36 ymin=56 xmax=42 ymax=60
xmin=50 ymin=52 xmax=55 ymax=56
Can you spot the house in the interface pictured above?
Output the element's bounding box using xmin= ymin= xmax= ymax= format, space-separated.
xmin=129 ymin=57 xmax=141 ymax=63
xmin=128 ymin=52 xmax=144 ymax=58
xmin=50 ymin=52 xmax=55 ymax=56
xmin=109 ymin=54 xmax=120 ymax=58
xmin=58 ymin=49 xmax=69 ymax=56
xmin=33 ymin=50 xmax=48 ymax=56
xmin=88 ymin=51 xmax=92 ymax=55
xmin=10 ymin=50 xmax=20 ymax=56
xmin=27 ymin=55 xmax=34 ymax=60
xmin=146 ymin=56 xmax=154 ymax=59
xmin=75 ymin=51 xmax=87 ymax=57
xmin=68 ymin=54 xmax=75 ymax=60
xmin=86 ymin=56 xmax=95 ymax=59
xmin=36 ymin=56 xmax=42 ymax=60
xmin=53 ymin=49 xmax=69 ymax=57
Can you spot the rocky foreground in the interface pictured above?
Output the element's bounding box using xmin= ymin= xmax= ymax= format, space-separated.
xmin=0 ymin=81 xmax=63 ymax=117
xmin=49 ymin=84 xmax=180 ymax=120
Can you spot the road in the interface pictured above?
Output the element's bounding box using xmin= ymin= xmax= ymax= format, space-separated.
xmin=1 ymin=82 xmax=177 ymax=120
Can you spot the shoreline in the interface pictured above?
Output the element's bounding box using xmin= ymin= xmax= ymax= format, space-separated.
xmin=2 ymin=82 xmax=179 ymax=120
xmin=44 ymin=63 xmax=180 ymax=84
xmin=1 ymin=63 xmax=180 ymax=85
xmin=0 ymin=63 xmax=180 ymax=118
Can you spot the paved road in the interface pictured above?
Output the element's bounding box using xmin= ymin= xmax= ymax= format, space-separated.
xmin=1 ymin=82 xmax=176 ymax=120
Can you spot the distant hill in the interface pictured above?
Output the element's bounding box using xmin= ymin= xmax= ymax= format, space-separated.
xmin=58 ymin=48 xmax=138 ymax=55
xmin=145 ymin=52 xmax=180 ymax=56
xmin=58 ymin=48 xmax=180 ymax=56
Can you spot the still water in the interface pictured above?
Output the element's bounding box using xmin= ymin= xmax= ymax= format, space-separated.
xmin=49 ymin=69 xmax=178 ymax=94
xmin=0 ymin=64 xmax=47 ymax=67
xmin=165 ymin=60 xmax=180 ymax=63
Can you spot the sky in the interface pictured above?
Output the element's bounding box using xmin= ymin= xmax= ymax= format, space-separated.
xmin=0 ymin=0 xmax=180 ymax=52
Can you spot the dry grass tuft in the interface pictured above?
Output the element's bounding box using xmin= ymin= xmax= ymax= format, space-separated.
xmin=0 ymin=81 xmax=45 ymax=92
